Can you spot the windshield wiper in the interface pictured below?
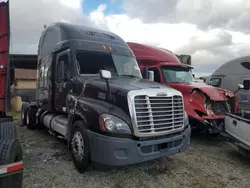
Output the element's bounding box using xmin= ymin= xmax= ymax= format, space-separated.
xmin=119 ymin=74 xmax=140 ymax=78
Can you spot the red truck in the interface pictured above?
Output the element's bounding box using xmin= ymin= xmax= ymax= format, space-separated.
xmin=128 ymin=42 xmax=239 ymax=135
xmin=0 ymin=1 xmax=24 ymax=188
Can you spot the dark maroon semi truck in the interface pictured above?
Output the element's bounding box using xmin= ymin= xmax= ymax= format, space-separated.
xmin=0 ymin=1 xmax=23 ymax=188
xmin=21 ymin=22 xmax=191 ymax=172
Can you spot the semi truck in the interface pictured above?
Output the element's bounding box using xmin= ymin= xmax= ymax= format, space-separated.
xmin=21 ymin=22 xmax=191 ymax=172
xmin=207 ymin=56 xmax=250 ymax=111
xmin=0 ymin=1 xmax=24 ymax=188
xmin=127 ymin=42 xmax=239 ymax=135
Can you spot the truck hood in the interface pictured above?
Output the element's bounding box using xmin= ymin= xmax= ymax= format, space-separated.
xmin=80 ymin=76 xmax=179 ymax=114
xmin=168 ymin=82 xmax=229 ymax=101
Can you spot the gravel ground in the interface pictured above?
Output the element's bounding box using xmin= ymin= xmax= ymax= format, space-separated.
xmin=15 ymin=119 xmax=250 ymax=188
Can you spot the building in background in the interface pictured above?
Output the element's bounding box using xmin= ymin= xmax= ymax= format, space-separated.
xmin=9 ymin=54 xmax=37 ymax=112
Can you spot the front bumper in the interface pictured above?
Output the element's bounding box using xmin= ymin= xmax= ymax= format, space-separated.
xmin=203 ymin=115 xmax=224 ymax=134
xmin=190 ymin=114 xmax=225 ymax=134
xmin=87 ymin=125 xmax=191 ymax=166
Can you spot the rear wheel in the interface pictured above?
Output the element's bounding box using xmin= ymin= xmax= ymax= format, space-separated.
xmin=26 ymin=107 xmax=37 ymax=130
xmin=70 ymin=120 xmax=90 ymax=173
xmin=21 ymin=105 xmax=27 ymax=125
xmin=0 ymin=139 xmax=23 ymax=188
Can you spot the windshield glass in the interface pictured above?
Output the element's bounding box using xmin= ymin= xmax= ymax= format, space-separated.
xmin=76 ymin=52 xmax=142 ymax=78
xmin=162 ymin=66 xmax=193 ymax=83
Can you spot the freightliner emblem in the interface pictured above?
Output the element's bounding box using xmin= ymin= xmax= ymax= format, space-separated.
xmin=156 ymin=92 xmax=167 ymax=97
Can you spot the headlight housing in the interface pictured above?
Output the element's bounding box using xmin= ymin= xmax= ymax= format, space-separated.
xmin=204 ymin=100 xmax=214 ymax=115
xmin=99 ymin=114 xmax=131 ymax=135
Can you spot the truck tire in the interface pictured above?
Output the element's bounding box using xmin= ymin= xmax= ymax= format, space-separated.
xmin=0 ymin=139 xmax=23 ymax=188
xmin=26 ymin=107 xmax=37 ymax=130
xmin=0 ymin=121 xmax=17 ymax=140
xmin=70 ymin=120 xmax=90 ymax=173
xmin=0 ymin=116 xmax=13 ymax=124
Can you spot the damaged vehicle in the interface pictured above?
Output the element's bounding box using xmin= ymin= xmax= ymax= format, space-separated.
xmin=222 ymin=80 xmax=250 ymax=156
xmin=127 ymin=42 xmax=239 ymax=135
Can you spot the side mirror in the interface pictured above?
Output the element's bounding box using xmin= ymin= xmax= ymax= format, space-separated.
xmin=238 ymin=84 xmax=244 ymax=90
xmin=63 ymin=80 xmax=73 ymax=90
xmin=192 ymin=74 xmax=195 ymax=78
xmin=207 ymin=81 xmax=212 ymax=86
xmin=243 ymin=80 xmax=250 ymax=90
xmin=148 ymin=71 xmax=154 ymax=81
xmin=99 ymin=70 xmax=111 ymax=80
xmin=99 ymin=70 xmax=112 ymax=101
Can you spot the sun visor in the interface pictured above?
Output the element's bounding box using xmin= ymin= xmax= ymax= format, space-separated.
xmin=176 ymin=54 xmax=191 ymax=65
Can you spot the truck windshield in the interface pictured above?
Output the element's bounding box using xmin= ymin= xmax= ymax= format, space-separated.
xmin=162 ymin=66 xmax=193 ymax=83
xmin=76 ymin=52 xmax=142 ymax=78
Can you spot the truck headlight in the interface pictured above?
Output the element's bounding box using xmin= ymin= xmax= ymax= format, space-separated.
xmin=99 ymin=114 xmax=131 ymax=134
xmin=204 ymin=100 xmax=214 ymax=115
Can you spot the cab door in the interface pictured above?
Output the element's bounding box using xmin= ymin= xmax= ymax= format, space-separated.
xmin=54 ymin=50 xmax=71 ymax=112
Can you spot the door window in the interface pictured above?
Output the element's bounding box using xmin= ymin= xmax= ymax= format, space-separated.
xmin=209 ymin=77 xmax=222 ymax=87
xmin=56 ymin=53 xmax=70 ymax=82
xmin=148 ymin=67 xmax=161 ymax=83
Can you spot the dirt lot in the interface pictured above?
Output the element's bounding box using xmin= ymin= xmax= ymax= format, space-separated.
xmin=15 ymin=118 xmax=250 ymax=188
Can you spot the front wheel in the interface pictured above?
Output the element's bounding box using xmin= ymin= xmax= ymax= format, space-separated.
xmin=26 ymin=107 xmax=37 ymax=130
xmin=70 ymin=121 xmax=90 ymax=173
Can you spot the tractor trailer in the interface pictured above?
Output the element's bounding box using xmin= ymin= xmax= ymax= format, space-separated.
xmin=21 ymin=22 xmax=191 ymax=172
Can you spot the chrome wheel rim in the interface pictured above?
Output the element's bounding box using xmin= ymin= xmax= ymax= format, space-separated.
xmin=72 ymin=131 xmax=84 ymax=161
xmin=21 ymin=109 xmax=24 ymax=120
xmin=26 ymin=112 xmax=29 ymax=125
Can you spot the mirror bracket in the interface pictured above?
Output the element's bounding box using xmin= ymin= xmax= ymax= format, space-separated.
xmin=99 ymin=70 xmax=112 ymax=100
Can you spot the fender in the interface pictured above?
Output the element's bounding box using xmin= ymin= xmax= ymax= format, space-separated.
xmin=184 ymin=93 xmax=207 ymax=124
xmin=186 ymin=89 xmax=210 ymax=124
xmin=66 ymin=95 xmax=131 ymax=147
xmin=67 ymin=112 xmax=88 ymax=147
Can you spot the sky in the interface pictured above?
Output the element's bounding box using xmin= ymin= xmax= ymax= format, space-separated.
xmin=2 ymin=0 xmax=250 ymax=77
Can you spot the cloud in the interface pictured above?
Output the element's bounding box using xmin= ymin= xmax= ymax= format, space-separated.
xmin=123 ymin=0 xmax=250 ymax=34
xmin=175 ymin=29 xmax=233 ymax=54
xmin=90 ymin=5 xmax=250 ymax=76
xmin=89 ymin=4 xmax=110 ymax=30
xmin=91 ymin=7 xmax=201 ymax=51
xmin=9 ymin=0 xmax=94 ymax=54
xmin=174 ymin=29 xmax=250 ymax=74
xmin=6 ymin=0 xmax=250 ymax=77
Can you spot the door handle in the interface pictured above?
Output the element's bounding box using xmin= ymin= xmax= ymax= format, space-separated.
xmin=232 ymin=120 xmax=237 ymax=126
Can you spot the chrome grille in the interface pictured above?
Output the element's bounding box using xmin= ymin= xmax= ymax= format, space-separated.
xmin=133 ymin=95 xmax=184 ymax=136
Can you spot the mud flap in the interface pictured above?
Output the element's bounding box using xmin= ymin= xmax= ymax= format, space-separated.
xmin=0 ymin=139 xmax=23 ymax=188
